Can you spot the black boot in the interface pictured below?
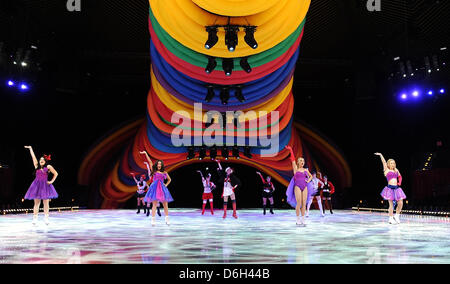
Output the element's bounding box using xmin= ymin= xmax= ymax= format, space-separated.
xmin=329 ymin=199 xmax=333 ymax=214
xmin=143 ymin=205 xmax=147 ymax=214
xmin=263 ymin=205 xmax=266 ymax=215
xmin=146 ymin=207 xmax=151 ymax=217
xmin=157 ymin=206 xmax=162 ymax=217
xmin=136 ymin=205 xmax=141 ymax=214
xmin=270 ymin=204 xmax=274 ymax=214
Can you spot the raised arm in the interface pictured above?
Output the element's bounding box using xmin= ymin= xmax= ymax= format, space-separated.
xmin=24 ymin=146 xmax=38 ymax=169
xmin=285 ymin=145 xmax=298 ymax=174
xmin=130 ymin=172 xmax=139 ymax=184
xmin=47 ymin=165 xmax=58 ymax=184
xmin=140 ymin=151 xmax=153 ymax=170
xmin=144 ymin=162 xmax=152 ymax=178
xmin=256 ymin=172 xmax=266 ymax=184
xmin=197 ymin=170 xmax=205 ymax=180
xmin=374 ymin=152 xmax=388 ymax=172
xmin=164 ymin=172 xmax=172 ymax=187
xmin=215 ymin=159 xmax=222 ymax=171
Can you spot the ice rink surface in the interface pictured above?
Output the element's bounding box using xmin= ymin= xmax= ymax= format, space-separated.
xmin=1 ymin=209 xmax=449 ymax=264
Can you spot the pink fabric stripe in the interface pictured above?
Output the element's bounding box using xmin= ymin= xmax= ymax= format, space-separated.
xmin=156 ymin=182 xmax=165 ymax=201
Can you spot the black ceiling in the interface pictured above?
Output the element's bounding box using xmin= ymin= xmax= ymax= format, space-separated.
xmin=1 ymin=0 xmax=449 ymax=87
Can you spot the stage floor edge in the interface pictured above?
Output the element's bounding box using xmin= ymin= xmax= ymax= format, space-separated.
xmin=1 ymin=209 xmax=449 ymax=264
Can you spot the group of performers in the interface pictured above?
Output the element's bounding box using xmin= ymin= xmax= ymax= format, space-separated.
xmin=23 ymin=145 xmax=404 ymax=226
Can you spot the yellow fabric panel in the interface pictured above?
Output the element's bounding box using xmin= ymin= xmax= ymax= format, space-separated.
xmin=149 ymin=0 xmax=311 ymax=58
xmin=191 ymin=0 xmax=279 ymax=16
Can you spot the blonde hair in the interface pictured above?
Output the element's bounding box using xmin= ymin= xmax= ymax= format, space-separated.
xmin=386 ymin=159 xmax=396 ymax=170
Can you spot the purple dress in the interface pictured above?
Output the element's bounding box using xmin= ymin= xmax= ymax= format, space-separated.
xmin=143 ymin=172 xmax=174 ymax=203
xmin=286 ymin=171 xmax=313 ymax=208
xmin=380 ymin=171 xmax=406 ymax=201
xmin=24 ymin=167 xmax=58 ymax=200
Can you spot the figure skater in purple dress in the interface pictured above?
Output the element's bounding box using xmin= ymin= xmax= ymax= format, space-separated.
xmin=375 ymin=153 xmax=406 ymax=224
xmin=285 ymin=145 xmax=313 ymax=226
xmin=24 ymin=146 xmax=59 ymax=225
xmin=139 ymin=151 xmax=162 ymax=217
xmin=143 ymin=160 xmax=173 ymax=226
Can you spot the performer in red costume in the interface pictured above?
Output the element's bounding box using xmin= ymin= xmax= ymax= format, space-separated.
xmin=215 ymin=159 xmax=241 ymax=219
xmin=131 ymin=168 xmax=149 ymax=215
xmin=197 ymin=170 xmax=216 ymax=215
xmin=256 ymin=171 xmax=276 ymax=215
xmin=320 ymin=174 xmax=335 ymax=215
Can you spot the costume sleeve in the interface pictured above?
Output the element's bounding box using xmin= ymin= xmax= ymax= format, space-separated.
xmin=329 ymin=182 xmax=335 ymax=194
xmin=258 ymin=174 xmax=267 ymax=184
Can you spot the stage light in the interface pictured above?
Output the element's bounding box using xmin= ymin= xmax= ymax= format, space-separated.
xmin=232 ymin=146 xmax=240 ymax=159
xmin=220 ymin=87 xmax=230 ymax=105
xmin=440 ymin=89 xmax=445 ymax=94
xmin=7 ymin=80 xmax=14 ymax=87
xmin=244 ymin=146 xmax=252 ymax=159
xmin=235 ymin=85 xmax=245 ymax=102
xmin=222 ymin=58 xmax=234 ymax=76
xmin=199 ymin=146 xmax=206 ymax=160
xmin=428 ymin=90 xmax=433 ymax=96
xmin=225 ymin=26 xmax=239 ymax=52
xmin=221 ymin=146 xmax=229 ymax=160
xmin=187 ymin=147 xmax=196 ymax=160
xmin=205 ymin=85 xmax=215 ymax=102
xmin=412 ymin=90 xmax=419 ymax=97
xmin=205 ymin=26 xmax=219 ymax=49
xmin=400 ymin=94 xmax=408 ymax=100
xmin=21 ymin=62 xmax=27 ymax=67
xmin=20 ymin=83 xmax=29 ymax=91
xmin=244 ymin=26 xmax=258 ymax=49
xmin=205 ymin=57 xmax=217 ymax=74
xmin=239 ymin=57 xmax=252 ymax=73
xmin=210 ymin=145 xmax=217 ymax=160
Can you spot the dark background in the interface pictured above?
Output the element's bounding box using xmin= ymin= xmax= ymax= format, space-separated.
xmin=1 ymin=0 xmax=449 ymax=210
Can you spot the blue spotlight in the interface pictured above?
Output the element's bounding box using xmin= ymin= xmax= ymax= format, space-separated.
xmin=19 ymin=83 xmax=29 ymax=91
xmin=412 ymin=90 xmax=420 ymax=97
xmin=427 ymin=90 xmax=433 ymax=96
xmin=7 ymin=80 xmax=15 ymax=87
xmin=440 ymin=89 xmax=445 ymax=94
xmin=400 ymin=93 xmax=408 ymax=100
